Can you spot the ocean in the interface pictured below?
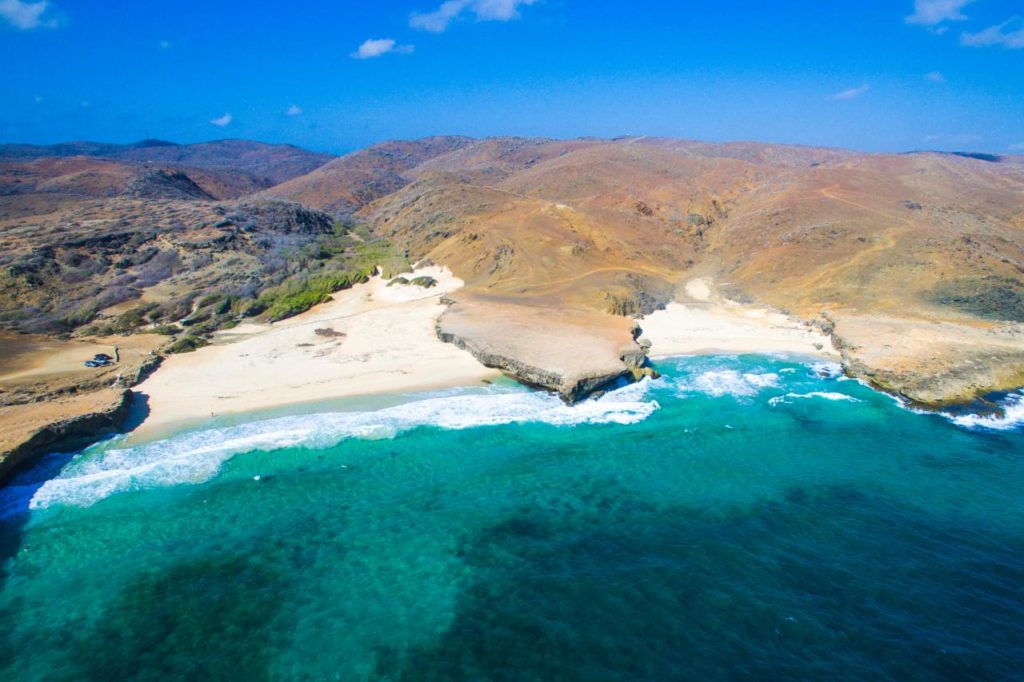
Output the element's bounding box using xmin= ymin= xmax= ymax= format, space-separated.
xmin=1 ymin=354 xmax=1022 ymax=680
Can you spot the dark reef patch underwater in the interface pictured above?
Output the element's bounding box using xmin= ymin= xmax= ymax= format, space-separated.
xmin=1 ymin=355 xmax=1022 ymax=680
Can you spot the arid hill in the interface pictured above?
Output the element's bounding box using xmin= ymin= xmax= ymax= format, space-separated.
xmin=262 ymin=136 xmax=476 ymax=215
xmin=0 ymin=138 xmax=333 ymax=186
xmin=351 ymin=137 xmax=1024 ymax=404
xmin=0 ymin=139 xmax=335 ymax=199
xmin=2 ymin=135 xmax=1024 ymax=480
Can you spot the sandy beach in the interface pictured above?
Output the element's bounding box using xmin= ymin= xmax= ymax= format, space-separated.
xmin=638 ymin=278 xmax=838 ymax=359
xmin=132 ymin=272 xmax=837 ymax=440
xmin=132 ymin=266 xmax=500 ymax=439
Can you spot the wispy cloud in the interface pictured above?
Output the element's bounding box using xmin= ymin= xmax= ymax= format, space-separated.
xmin=0 ymin=0 xmax=58 ymax=30
xmin=159 ymin=39 xmax=172 ymax=49
xmin=351 ymin=38 xmax=414 ymax=59
xmin=411 ymin=0 xmax=537 ymax=33
xmin=1009 ymin=142 xmax=1024 ymax=151
xmin=906 ymin=0 xmax=973 ymax=27
xmin=925 ymin=71 xmax=946 ymax=82
xmin=210 ymin=113 xmax=232 ymax=127
xmin=286 ymin=104 xmax=302 ymax=116
xmin=828 ymin=84 xmax=870 ymax=101
xmin=961 ymin=18 xmax=1024 ymax=49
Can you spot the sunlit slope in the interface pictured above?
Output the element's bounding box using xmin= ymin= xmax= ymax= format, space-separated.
xmin=355 ymin=137 xmax=1024 ymax=402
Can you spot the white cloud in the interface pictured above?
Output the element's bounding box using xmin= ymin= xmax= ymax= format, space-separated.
xmin=210 ymin=113 xmax=232 ymax=127
xmin=925 ymin=71 xmax=945 ymax=82
xmin=906 ymin=0 xmax=973 ymax=26
xmin=961 ymin=18 xmax=1024 ymax=49
xmin=0 ymin=0 xmax=56 ymax=30
xmin=828 ymin=85 xmax=870 ymax=101
xmin=411 ymin=0 xmax=537 ymax=33
xmin=286 ymin=104 xmax=302 ymax=116
xmin=33 ymin=94 xmax=43 ymax=103
xmin=159 ymin=39 xmax=171 ymax=49
xmin=351 ymin=38 xmax=414 ymax=59
xmin=1009 ymin=142 xmax=1024 ymax=151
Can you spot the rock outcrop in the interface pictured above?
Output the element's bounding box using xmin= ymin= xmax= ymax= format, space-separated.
xmin=123 ymin=169 xmax=216 ymax=201
xmin=0 ymin=388 xmax=132 ymax=484
xmin=817 ymin=312 xmax=1024 ymax=406
xmin=436 ymin=296 xmax=649 ymax=402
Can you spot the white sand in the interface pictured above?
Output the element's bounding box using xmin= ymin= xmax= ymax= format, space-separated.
xmin=638 ymin=278 xmax=838 ymax=359
xmin=132 ymin=272 xmax=836 ymax=439
xmin=132 ymin=266 xmax=499 ymax=438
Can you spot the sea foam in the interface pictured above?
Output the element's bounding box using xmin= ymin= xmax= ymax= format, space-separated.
xmin=679 ymin=370 xmax=779 ymax=398
xmin=25 ymin=382 xmax=660 ymax=510
xmin=944 ymin=391 xmax=1024 ymax=432
xmin=768 ymin=392 xmax=860 ymax=407
xmin=809 ymin=361 xmax=844 ymax=379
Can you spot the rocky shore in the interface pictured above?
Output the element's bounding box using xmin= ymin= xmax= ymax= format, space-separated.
xmin=0 ymin=388 xmax=132 ymax=483
xmin=0 ymin=332 xmax=165 ymax=485
xmin=436 ymin=296 xmax=653 ymax=403
xmin=817 ymin=312 xmax=1024 ymax=407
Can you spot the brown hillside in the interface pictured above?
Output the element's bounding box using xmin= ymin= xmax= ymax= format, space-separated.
xmin=262 ymin=136 xmax=476 ymax=214
xmin=2 ymin=135 xmax=1023 ymax=407
xmin=356 ymin=138 xmax=1024 ymax=404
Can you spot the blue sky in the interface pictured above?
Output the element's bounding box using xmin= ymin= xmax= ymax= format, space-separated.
xmin=1 ymin=0 xmax=1022 ymax=154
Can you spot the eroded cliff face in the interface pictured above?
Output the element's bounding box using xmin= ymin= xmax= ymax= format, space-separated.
xmin=0 ymin=388 xmax=132 ymax=483
xmin=818 ymin=313 xmax=1024 ymax=405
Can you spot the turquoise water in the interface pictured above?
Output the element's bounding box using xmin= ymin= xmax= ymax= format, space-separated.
xmin=1 ymin=355 xmax=1023 ymax=680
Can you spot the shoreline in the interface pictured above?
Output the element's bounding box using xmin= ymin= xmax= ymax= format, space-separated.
xmin=130 ymin=266 xmax=501 ymax=441
xmin=15 ymin=269 xmax=1019 ymax=477
xmin=636 ymin=279 xmax=839 ymax=362
xmin=1 ymin=271 xmax=847 ymax=483
xmin=131 ymin=274 xmax=839 ymax=439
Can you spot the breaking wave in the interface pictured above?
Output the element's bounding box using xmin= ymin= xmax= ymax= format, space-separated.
xmin=24 ymin=383 xmax=660 ymax=510
xmin=944 ymin=391 xmax=1024 ymax=432
xmin=678 ymin=370 xmax=779 ymax=398
xmin=809 ymin=361 xmax=844 ymax=379
xmin=768 ymin=392 xmax=860 ymax=407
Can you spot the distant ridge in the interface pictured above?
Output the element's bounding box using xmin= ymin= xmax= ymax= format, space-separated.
xmin=904 ymin=150 xmax=1004 ymax=163
xmin=0 ymin=139 xmax=334 ymax=187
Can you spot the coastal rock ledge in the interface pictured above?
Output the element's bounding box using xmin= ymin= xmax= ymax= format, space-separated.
xmin=0 ymin=388 xmax=132 ymax=483
xmin=436 ymin=296 xmax=650 ymax=402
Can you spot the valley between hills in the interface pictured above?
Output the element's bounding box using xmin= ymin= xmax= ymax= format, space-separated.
xmin=1 ymin=135 xmax=1023 ymax=480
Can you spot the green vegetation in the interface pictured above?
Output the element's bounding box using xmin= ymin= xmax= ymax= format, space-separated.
xmin=59 ymin=305 xmax=97 ymax=332
xmin=258 ymin=270 xmax=368 ymax=322
xmin=0 ymin=198 xmax=412 ymax=356
xmin=167 ymin=334 xmax=209 ymax=354
xmin=113 ymin=302 xmax=161 ymax=332
xmin=926 ymin=275 xmax=1024 ymax=322
xmin=263 ymin=290 xmax=331 ymax=323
